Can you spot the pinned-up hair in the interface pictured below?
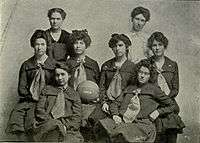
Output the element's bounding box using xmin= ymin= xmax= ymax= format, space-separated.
xmin=55 ymin=63 xmax=72 ymax=75
xmin=69 ymin=29 xmax=91 ymax=48
xmin=147 ymin=31 xmax=169 ymax=49
xmin=108 ymin=33 xmax=131 ymax=49
xmin=47 ymin=8 xmax=66 ymax=20
xmin=131 ymin=6 xmax=150 ymax=22
xmin=136 ymin=60 xmax=156 ymax=83
xmin=30 ymin=29 xmax=47 ymax=47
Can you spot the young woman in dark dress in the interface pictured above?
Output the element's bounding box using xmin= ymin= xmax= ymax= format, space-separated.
xmin=142 ymin=31 xmax=185 ymax=143
xmin=89 ymin=34 xmax=137 ymax=141
xmin=65 ymin=29 xmax=100 ymax=142
xmin=45 ymin=8 xmax=72 ymax=62
xmin=6 ymin=30 xmax=56 ymax=141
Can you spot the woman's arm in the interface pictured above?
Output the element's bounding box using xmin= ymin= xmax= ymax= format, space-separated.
xmin=154 ymin=86 xmax=176 ymax=116
xmin=18 ymin=63 xmax=30 ymax=97
xmin=168 ymin=62 xmax=179 ymax=98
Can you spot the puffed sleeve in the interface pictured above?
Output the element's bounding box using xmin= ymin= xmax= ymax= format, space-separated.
xmin=99 ymin=64 xmax=108 ymax=103
xmin=18 ymin=63 xmax=30 ymax=97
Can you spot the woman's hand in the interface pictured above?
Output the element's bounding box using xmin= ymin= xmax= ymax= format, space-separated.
xmin=102 ymin=102 xmax=109 ymax=113
xmin=149 ymin=110 xmax=160 ymax=121
xmin=113 ymin=115 xmax=122 ymax=124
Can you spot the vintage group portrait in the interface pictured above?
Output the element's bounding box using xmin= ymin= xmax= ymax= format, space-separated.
xmin=0 ymin=0 xmax=199 ymax=142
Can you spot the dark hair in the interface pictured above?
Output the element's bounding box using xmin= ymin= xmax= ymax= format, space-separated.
xmin=136 ymin=60 xmax=156 ymax=83
xmin=108 ymin=33 xmax=131 ymax=49
xmin=147 ymin=31 xmax=168 ymax=49
xmin=47 ymin=8 xmax=66 ymax=20
xmin=69 ymin=29 xmax=91 ymax=48
xmin=55 ymin=63 xmax=72 ymax=75
xmin=30 ymin=30 xmax=47 ymax=47
xmin=131 ymin=6 xmax=150 ymax=22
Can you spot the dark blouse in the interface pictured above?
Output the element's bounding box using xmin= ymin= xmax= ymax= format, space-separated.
xmin=18 ymin=56 xmax=56 ymax=101
xmin=66 ymin=56 xmax=100 ymax=86
xmin=143 ymin=56 xmax=179 ymax=98
xmin=110 ymin=83 xmax=176 ymax=119
xmin=99 ymin=58 xmax=137 ymax=102
xmin=35 ymin=85 xmax=82 ymax=130
xmin=45 ymin=29 xmax=72 ymax=62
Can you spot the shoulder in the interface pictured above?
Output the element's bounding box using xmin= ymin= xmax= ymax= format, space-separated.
xmin=85 ymin=56 xmax=99 ymax=66
xmin=42 ymin=85 xmax=59 ymax=96
xmin=44 ymin=57 xmax=57 ymax=69
xmin=20 ymin=56 xmax=36 ymax=70
xmin=61 ymin=30 xmax=70 ymax=36
xmin=165 ymin=56 xmax=177 ymax=66
xmin=164 ymin=56 xmax=178 ymax=71
xmin=65 ymin=86 xmax=81 ymax=101
xmin=123 ymin=60 xmax=137 ymax=69
xmin=124 ymin=85 xmax=138 ymax=93
xmin=101 ymin=58 xmax=115 ymax=70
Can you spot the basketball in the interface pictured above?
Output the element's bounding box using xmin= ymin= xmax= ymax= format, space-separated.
xmin=76 ymin=80 xmax=100 ymax=103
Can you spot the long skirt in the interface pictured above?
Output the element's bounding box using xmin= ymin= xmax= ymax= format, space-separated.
xmin=6 ymin=101 xmax=36 ymax=134
xmin=97 ymin=118 xmax=156 ymax=143
xmin=33 ymin=118 xmax=83 ymax=142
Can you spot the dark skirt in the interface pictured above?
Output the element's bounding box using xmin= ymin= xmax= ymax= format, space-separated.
xmin=155 ymin=113 xmax=185 ymax=133
xmin=6 ymin=101 xmax=36 ymax=134
xmin=33 ymin=118 xmax=83 ymax=142
xmin=96 ymin=118 xmax=156 ymax=143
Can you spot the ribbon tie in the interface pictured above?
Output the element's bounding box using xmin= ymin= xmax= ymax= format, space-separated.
xmin=106 ymin=67 xmax=122 ymax=100
xmin=30 ymin=63 xmax=45 ymax=101
xmin=156 ymin=68 xmax=170 ymax=95
xmin=123 ymin=88 xmax=141 ymax=123
xmin=74 ymin=59 xmax=87 ymax=90
xmin=51 ymin=87 xmax=66 ymax=119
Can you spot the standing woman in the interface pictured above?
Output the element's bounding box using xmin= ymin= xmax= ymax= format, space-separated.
xmin=89 ymin=34 xmax=137 ymax=125
xmin=144 ymin=31 xmax=185 ymax=143
xmin=127 ymin=6 xmax=153 ymax=64
xmin=45 ymin=8 xmax=72 ymax=62
xmin=6 ymin=30 xmax=56 ymax=141
xmin=65 ymin=29 xmax=100 ymax=141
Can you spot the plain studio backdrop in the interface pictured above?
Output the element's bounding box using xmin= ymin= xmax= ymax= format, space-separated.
xmin=0 ymin=0 xmax=199 ymax=142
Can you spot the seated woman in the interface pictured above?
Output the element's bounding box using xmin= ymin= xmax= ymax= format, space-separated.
xmin=89 ymin=33 xmax=137 ymax=123
xmin=97 ymin=60 xmax=178 ymax=143
xmin=142 ymin=31 xmax=185 ymax=143
xmin=65 ymin=29 xmax=100 ymax=141
xmin=45 ymin=8 xmax=72 ymax=62
xmin=6 ymin=30 xmax=56 ymax=141
xmin=33 ymin=63 xmax=83 ymax=142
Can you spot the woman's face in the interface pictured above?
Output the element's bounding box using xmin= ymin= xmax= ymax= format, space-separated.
xmin=151 ymin=40 xmax=165 ymax=57
xmin=138 ymin=66 xmax=150 ymax=84
xmin=49 ymin=12 xmax=64 ymax=30
xmin=34 ymin=38 xmax=47 ymax=57
xmin=132 ymin=14 xmax=146 ymax=32
xmin=112 ymin=40 xmax=127 ymax=58
xmin=55 ymin=68 xmax=69 ymax=86
xmin=73 ymin=39 xmax=86 ymax=55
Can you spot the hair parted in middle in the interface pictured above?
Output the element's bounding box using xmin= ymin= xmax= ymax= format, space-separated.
xmin=147 ymin=31 xmax=169 ymax=49
xmin=108 ymin=33 xmax=132 ymax=49
xmin=69 ymin=29 xmax=91 ymax=48
xmin=47 ymin=8 xmax=67 ymax=20
xmin=131 ymin=6 xmax=150 ymax=22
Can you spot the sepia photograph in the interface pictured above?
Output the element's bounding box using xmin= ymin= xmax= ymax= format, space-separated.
xmin=0 ymin=0 xmax=199 ymax=142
